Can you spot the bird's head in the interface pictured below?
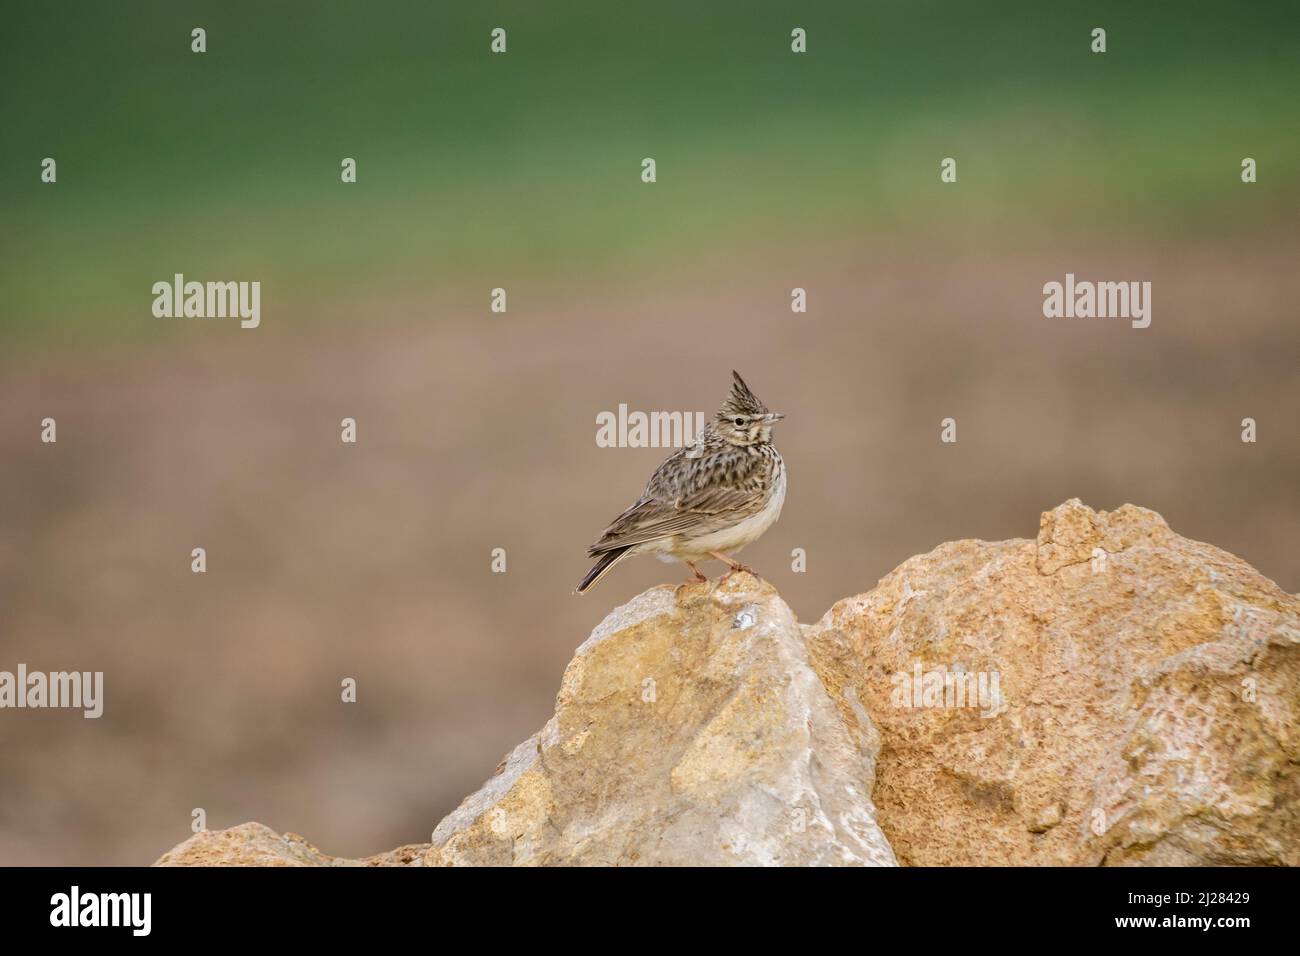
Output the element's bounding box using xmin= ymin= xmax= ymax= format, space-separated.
xmin=715 ymin=371 xmax=783 ymax=446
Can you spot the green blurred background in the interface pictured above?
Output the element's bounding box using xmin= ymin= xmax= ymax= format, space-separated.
xmin=1 ymin=1 xmax=1297 ymax=864
xmin=5 ymin=0 xmax=1298 ymax=348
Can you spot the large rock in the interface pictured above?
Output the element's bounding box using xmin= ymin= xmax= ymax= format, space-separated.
xmin=805 ymin=499 xmax=1298 ymax=865
xmin=426 ymin=576 xmax=896 ymax=866
xmin=155 ymin=500 xmax=1298 ymax=866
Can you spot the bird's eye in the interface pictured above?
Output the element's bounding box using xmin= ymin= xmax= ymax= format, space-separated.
xmin=734 ymin=418 xmax=745 ymax=427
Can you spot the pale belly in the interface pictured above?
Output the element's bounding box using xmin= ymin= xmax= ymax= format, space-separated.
xmin=653 ymin=469 xmax=786 ymax=562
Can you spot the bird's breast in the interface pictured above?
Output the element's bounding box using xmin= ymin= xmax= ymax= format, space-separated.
xmin=678 ymin=459 xmax=785 ymax=556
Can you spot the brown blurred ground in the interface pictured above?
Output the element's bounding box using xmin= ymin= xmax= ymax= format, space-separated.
xmin=0 ymin=233 xmax=1296 ymax=864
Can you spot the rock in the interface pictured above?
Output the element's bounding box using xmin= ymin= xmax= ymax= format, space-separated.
xmin=154 ymin=822 xmax=427 ymax=866
xmin=427 ymin=576 xmax=897 ymax=865
xmin=153 ymin=500 xmax=1298 ymax=867
xmin=805 ymin=499 xmax=1299 ymax=865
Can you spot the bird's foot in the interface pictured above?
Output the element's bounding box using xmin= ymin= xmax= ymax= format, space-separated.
xmin=717 ymin=564 xmax=764 ymax=587
xmin=709 ymin=551 xmax=762 ymax=582
xmin=676 ymin=580 xmax=707 ymax=600
xmin=675 ymin=562 xmax=710 ymax=597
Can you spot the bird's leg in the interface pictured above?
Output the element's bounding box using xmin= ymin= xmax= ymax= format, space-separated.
xmin=676 ymin=560 xmax=710 ymax=598
xmin=709 ymin=550 xmax=762 ymax=581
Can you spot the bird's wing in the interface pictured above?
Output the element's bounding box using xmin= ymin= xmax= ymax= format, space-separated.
xmin=587 ymin=448 xmax=769 ymax=555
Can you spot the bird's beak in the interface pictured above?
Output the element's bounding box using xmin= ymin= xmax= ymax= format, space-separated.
xmin=766 ymin=412 xmax=785 ymax=422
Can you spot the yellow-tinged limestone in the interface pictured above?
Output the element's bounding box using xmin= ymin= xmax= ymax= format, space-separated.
xmin=156 ymin=500 xmax=1298 ymax=867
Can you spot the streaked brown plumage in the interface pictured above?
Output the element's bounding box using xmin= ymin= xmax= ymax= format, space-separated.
xmin=577 ymin=371 xmax=786 ymax=593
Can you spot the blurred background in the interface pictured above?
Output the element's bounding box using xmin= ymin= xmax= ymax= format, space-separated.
xmin=1 ymin=1 xmax=1297 ymax=864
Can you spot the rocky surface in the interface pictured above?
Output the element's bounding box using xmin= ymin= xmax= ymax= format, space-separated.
xmin=155 ymin=500 xmax=1298 ymax=866
xmin=154 ymin=822 xmax=425 ymax=867
xmin=425 ymin=578 xmax=896 ymax=865
xmin=807 ymin=499 xmax=1299 ymax=865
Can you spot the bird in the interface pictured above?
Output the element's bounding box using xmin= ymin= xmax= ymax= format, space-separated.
xmin=576 ymin=371 xmax=786 ymax=594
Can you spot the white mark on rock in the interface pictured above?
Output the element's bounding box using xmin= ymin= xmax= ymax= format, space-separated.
xmin=897 ymin=579 xmax=926 ymax=616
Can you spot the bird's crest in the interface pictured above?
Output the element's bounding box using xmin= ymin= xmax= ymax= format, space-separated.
xmin=718 ymin=371 xmax=769 ymax=419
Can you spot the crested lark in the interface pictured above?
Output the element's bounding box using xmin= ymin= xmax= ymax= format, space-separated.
xmin=577 ymin=371 xmax=786 ymax=593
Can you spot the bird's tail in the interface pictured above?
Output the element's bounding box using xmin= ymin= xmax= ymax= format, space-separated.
xmin=575 ymin=546 xmax=632 ymax=594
